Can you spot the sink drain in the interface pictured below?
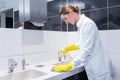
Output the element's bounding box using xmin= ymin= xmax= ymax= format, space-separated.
xmin=35 ymin=65 xmax=45 ymax=67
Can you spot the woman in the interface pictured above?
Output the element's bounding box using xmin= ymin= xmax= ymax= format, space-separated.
xmin=52 ymin=4 xmax=114 ymax=80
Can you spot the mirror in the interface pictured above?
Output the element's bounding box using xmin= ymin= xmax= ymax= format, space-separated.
xmin=0 ymin=0 xmax=20 ymax=29
xmin=0 ymin=9 xmax=14 ymax=28
xmin=5 ymin=9 xmax=13 ymax=28
xmin=0 ymin=14 xmax=1 ymax=27
xmin=0 ymin=0 xmax=47 ymax=29
xmin=0 ymin=9 xmax=20 ymax=29
xmin=0 ymin=0 xmax=18 ymax=28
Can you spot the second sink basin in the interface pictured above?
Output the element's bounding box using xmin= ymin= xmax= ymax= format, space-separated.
xmin=0 ymin=69 xmax=47 ymax=80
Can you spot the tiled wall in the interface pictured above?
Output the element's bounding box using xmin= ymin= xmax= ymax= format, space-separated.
xmin=0 ymin=29 xmax=23 ymax=56
xmin=0 ymin=29 xmax=68 ymax=71
xmin=108 ymin=30 xmax=120 ymax=79
xmin=0 ymin=29 xmax=120 ymax=80
xmin=0 ymin=29 xmax=23 ymax=70
xmin=42 ymin=0 xmax=120 ymax=31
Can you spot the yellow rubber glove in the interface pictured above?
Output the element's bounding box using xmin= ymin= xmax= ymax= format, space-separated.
xmin=52 ymin=62 xmax=72 ymax=72
xmin=60 ymin=44 xmax=78 ymax=55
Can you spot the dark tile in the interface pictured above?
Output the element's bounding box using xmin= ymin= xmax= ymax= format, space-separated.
xmin=48 ymin=0 xmax=107 ymax=17
xmin=0 ymin=15 xmax=1 ymax=27
xmin=108 ymin=6 xmax=120 ymax=30
xmin=14 ymin=11 xmax=20 ymax=28
xmin=47 ymin=0 xmax=67 ymax=16
xmin=108 ymin=0 xmax=120 ymax=7
xmin=82 ymin=8 xmax=107 ymax=30
xmin=43 ymin=16 xmax=77 ymax=31
xmin=6 ymin=17 xmax=13 ymax=28
xmin=69 ymin=0 xmax=107 ymax=11
xmin=61 ymin=20 xmax=67 ymax=31
xmin=68 ymin=24 xmax=77 ymax=31
xmin=43 ymin=16 xmax=62 ymax=31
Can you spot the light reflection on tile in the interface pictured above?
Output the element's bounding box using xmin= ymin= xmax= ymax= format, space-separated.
xmin=108 ymin=0 xmax=120 ymax=7
xmin=108 ymin=6 xmax=120 ymax=29
xmin=82 ymin=9 xmax=107 ymax=30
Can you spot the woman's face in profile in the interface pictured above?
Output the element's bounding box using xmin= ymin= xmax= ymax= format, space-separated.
xmin=60 ymin=12 xmax=76 ymax=25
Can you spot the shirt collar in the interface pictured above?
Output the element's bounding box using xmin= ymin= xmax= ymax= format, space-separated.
xmin=76 ymin=14 xmax=86 ymax=29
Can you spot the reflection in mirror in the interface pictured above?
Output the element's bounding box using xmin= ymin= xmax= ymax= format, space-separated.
xmin=0 ymin=13 xmax=1 ymax=28
xmin=0 ymin=9 xmax=20 ymax=29
xmin=14 ymin=11 xmax=21 ymax=29
xmin=0 ymin=9 xmax=14 ymax=28
xmin=5 ymin=9 xmax=13 ymax=28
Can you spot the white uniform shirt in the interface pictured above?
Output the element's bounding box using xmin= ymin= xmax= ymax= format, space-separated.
xmin=72 ymin=14 xmax=113 ymax=80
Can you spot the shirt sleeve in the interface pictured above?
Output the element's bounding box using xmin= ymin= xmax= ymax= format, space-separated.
xmin=72 ymin=23 xmax=96 ymax=69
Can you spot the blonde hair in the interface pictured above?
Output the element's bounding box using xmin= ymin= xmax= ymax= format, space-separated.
xmin=59 ymin=4 xmax=79 ymax=16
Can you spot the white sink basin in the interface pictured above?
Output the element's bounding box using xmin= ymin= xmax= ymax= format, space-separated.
xmin=0 ymin=69 xmax=47 ymax=80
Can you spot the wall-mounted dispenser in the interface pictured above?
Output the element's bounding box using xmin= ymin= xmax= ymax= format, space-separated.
xmin=19 ymin=0 xmax=47 ymax=23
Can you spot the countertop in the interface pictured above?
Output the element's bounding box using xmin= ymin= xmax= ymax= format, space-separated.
xmin=29 ymin=60 xmax=84 ymax=80
xmin=0 ymin=60 xmax=84 ymax=80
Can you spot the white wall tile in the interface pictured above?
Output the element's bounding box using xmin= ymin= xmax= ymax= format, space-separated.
xmin=67 ymin=31 xmax=109 ymax=52
xmin=109 ymin=53 xmax=120 ymax=76
xmin=23 ymin=30 xmax=44 ymax=45
xmin=108 ymin=30 xmax=120 ymax=53
xmin=0 ymin=29 xmax=23 ymax=56
xmin=99 ymin=31 xmax=109 ymax=52
xmin=0 ymin=55 xmax=23 ymax=70
xmin=23 ymin=31 xmax=68 ymax=54
xmin=67 ymin=32 xmax=78 ymax=45
xmin=53 ymin=31 xmax=68 ymax=49
xmin=24 ymin=51 xmax=58 ymax=65
xmin=112 ymin=77 xmax=120 ymax=80
xmin=0 ymin=29 xmax=120 ymax=78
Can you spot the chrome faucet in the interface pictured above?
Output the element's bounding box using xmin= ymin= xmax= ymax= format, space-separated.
xmin=22 ymin=59 xmax=28 ymax=70
xmin=58 ymin=52 xmax=66 ymax=62
xmin=8 ymin=59 xmax=17 ymax=73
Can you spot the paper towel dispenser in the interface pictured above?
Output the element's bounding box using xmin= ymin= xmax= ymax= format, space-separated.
xmin=19 ymin=0 xmax=47 ymax=23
